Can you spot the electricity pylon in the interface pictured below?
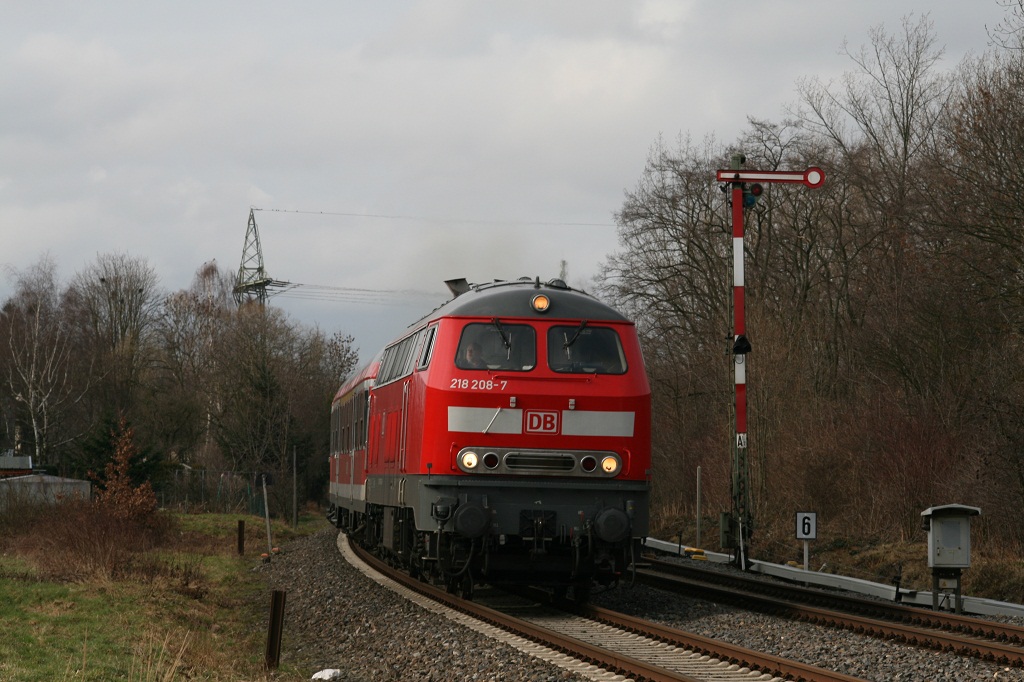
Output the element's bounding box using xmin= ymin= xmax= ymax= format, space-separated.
xmin=233 ymin=209 xmax=288 ymax=305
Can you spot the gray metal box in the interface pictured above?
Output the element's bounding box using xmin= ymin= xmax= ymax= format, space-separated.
xmin=921 ymin=504 xmax=981 ymax=569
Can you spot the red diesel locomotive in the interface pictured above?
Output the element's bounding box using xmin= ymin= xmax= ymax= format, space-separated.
xmin=326 ymin=276 xmax=650 ymax=598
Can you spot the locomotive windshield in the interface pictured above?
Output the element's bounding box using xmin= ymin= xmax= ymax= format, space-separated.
xmin=456 ymin=323 xmax=536 ymax=371
xmin=548 ymin=325 xmax=627 ymax=374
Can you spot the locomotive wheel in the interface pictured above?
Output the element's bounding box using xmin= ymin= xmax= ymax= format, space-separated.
xmin=446 ymin=573 xmax=474 ymax=599
xmin=408 ymin=535 xmax=427 ymax=581
xmin=573 ymin=581 xmax=591 ymax=604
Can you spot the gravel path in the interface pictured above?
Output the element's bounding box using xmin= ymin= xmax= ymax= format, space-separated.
xmin=259 ymin=527 xmax=1021 ymax=681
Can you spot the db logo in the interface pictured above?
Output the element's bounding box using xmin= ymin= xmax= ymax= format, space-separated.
xmin=525 ymin=411 xmax=559 ymax=434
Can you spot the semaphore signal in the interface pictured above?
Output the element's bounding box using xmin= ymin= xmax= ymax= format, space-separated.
xmin=716 ymin=166 xmax=826 ymax=188
xmin=716 ymin=155 xmax=826 ymax=569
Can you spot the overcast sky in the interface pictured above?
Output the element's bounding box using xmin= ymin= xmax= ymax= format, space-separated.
xmin=0 ymin=1 xmax=1011 ymax=359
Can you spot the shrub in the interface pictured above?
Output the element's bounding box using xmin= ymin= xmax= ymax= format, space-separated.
xmin=17 ymin=499 xmax=160 ymax=582
xmin=91 ymin=417 xmax=158 ymax=523
xmin=8 ymin=418 xmax=178 ymax=582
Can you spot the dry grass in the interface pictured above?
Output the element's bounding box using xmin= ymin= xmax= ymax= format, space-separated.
xmin=650 ymin=500 xmax=1024 ymax=604
xmin=0 ymin=498 xmax=314 ymax=681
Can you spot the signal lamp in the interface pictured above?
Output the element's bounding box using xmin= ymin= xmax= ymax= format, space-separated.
xmin=531 ymin=294 xmax=551 ymax=313
xmin=742 ymin=183 xmax=764 ymax=208
xmin=600 ymin=455 xmax=620 ymax=475
xmin=581 ymin=455 xmax=597 ymax=473
xmin=483 ymin=452 xmax=500 ymax=469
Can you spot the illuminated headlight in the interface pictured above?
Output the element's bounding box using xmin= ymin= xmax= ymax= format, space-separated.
xmin=600 ymin=455 xmax=620 ymax=475
xmin=461 ymin=451 xmax=480 ymax=469
xmin=531 ymin=294 xmax=551 ymax=313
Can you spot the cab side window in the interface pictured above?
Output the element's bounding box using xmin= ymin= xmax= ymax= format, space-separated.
xmin=456 ymin=323 xmax=536 ymax=371
xmin=417 ymin=326 xmax=437 ymax=370
xmin=548 ymin=325 xmax=627 ymax=374
xmin=378 ymin=329 xmax=425 ymax=385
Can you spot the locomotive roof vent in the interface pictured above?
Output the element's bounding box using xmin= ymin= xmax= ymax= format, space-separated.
xmin=445 ymin=278 xmax=471 ymax=297
xmin=546 ymin=278 xmax=569 ymax=290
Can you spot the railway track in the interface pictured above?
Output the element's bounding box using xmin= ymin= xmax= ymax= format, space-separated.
xmin=641 ymin=555 xmax=1024 ymax=668
xmin=340 ymin=533 xmax=869 ymax=682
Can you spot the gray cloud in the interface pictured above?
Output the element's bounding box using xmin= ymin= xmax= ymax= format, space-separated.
xmin=0 ymin=1 xmax=1008 ymax=357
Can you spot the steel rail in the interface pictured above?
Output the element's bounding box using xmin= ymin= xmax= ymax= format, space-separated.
xmin=573 ymin=602 xmax=866 ymax=682
xmin=638 ymin=566 xmax=1024 ymax=667
xmin=646 ymin=555 xmax=1024 ymax=645
xmin=348 ymin=539 xmax=701 ymax=682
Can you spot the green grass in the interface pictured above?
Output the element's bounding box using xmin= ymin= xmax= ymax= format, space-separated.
xmin=175 ymin=511 xmax=323 ymax=552
xmin=0 ymin=576 xmax=153 ymax=680
xmin=0 ymin=507 xmax=324 ymax=681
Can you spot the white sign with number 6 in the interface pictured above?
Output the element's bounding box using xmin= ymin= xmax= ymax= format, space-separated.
xmin=796 ymin=512 xmax=817 ymax=540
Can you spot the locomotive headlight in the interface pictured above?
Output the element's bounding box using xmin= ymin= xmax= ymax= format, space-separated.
xmin=600 ymin=455 xmax=620 ymax=475
xmin=531 ymin=294 xmax=551 ymax=313
xmin=461 ymin=451 xmax=480 ymax=469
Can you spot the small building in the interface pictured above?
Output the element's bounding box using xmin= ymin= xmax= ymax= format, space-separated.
xmin=0 ymin=473 xmax=91 ymax=511
xmin=0 ymin=453 xmax=33 ymax=478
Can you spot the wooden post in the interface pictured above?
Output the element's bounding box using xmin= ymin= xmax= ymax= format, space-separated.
xmin=262 ymin=475 xmax=273 ymax=559
xmin=265 ymin=590 xmax=287 ymax=669
xmin=695 ymin=465 xmax=702 ymax=549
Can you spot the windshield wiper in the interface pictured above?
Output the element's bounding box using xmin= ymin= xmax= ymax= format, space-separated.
xmin=492 ymin=317 xmax=511 ymax=351
xmin=563 ymin=320 xmax=588 ymax=351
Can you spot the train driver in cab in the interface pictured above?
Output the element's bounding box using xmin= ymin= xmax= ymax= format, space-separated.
xmin=460 ymin=341 xmax=487 ymax=369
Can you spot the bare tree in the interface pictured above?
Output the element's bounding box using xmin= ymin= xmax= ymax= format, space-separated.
xmin=988 ymin=0 xmax=1024 ymax=51
xmin=795 ymin=14 xmax=952 ymax=222
xmin=144 ymin=261 xmax=234 ymax=466
xmin=66 ymin=253 xmax=162 ymax=417
xmin=601 ymin=134 xmax=731 ymax=345
xmin=925 ymin=46 xmax=1024 ymax=542
xmin=275 ymin=326 xmax=358 ymax=509
xmin=596 ymin=135 xmax=738 ymax=523
xmin=933 ymin=51 xmax=1024 ymax=293
xmin=1 ymin=256 xmax=89 ymax=468
xmin=793 ymin=15 xmax=964 ymax=397
xmin=210 ymin=303 xmax=296 ymax=477
xmin=602 ymin=16 xmax=1002 ymax=549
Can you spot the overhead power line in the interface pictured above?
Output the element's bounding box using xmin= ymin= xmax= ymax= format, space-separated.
xmin=239 ymin=206 xmax=596 ymax=309
xmin=233 ymin=209 xmax=445 ymax=309
xmin=271 ymin=283 xmax=443 ymax=306
xmin=251 ymin=206 xmax=615 ymax=228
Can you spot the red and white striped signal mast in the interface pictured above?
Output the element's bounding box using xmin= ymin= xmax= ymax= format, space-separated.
xmin=715 ymin=155 xmax=825 ymax=568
